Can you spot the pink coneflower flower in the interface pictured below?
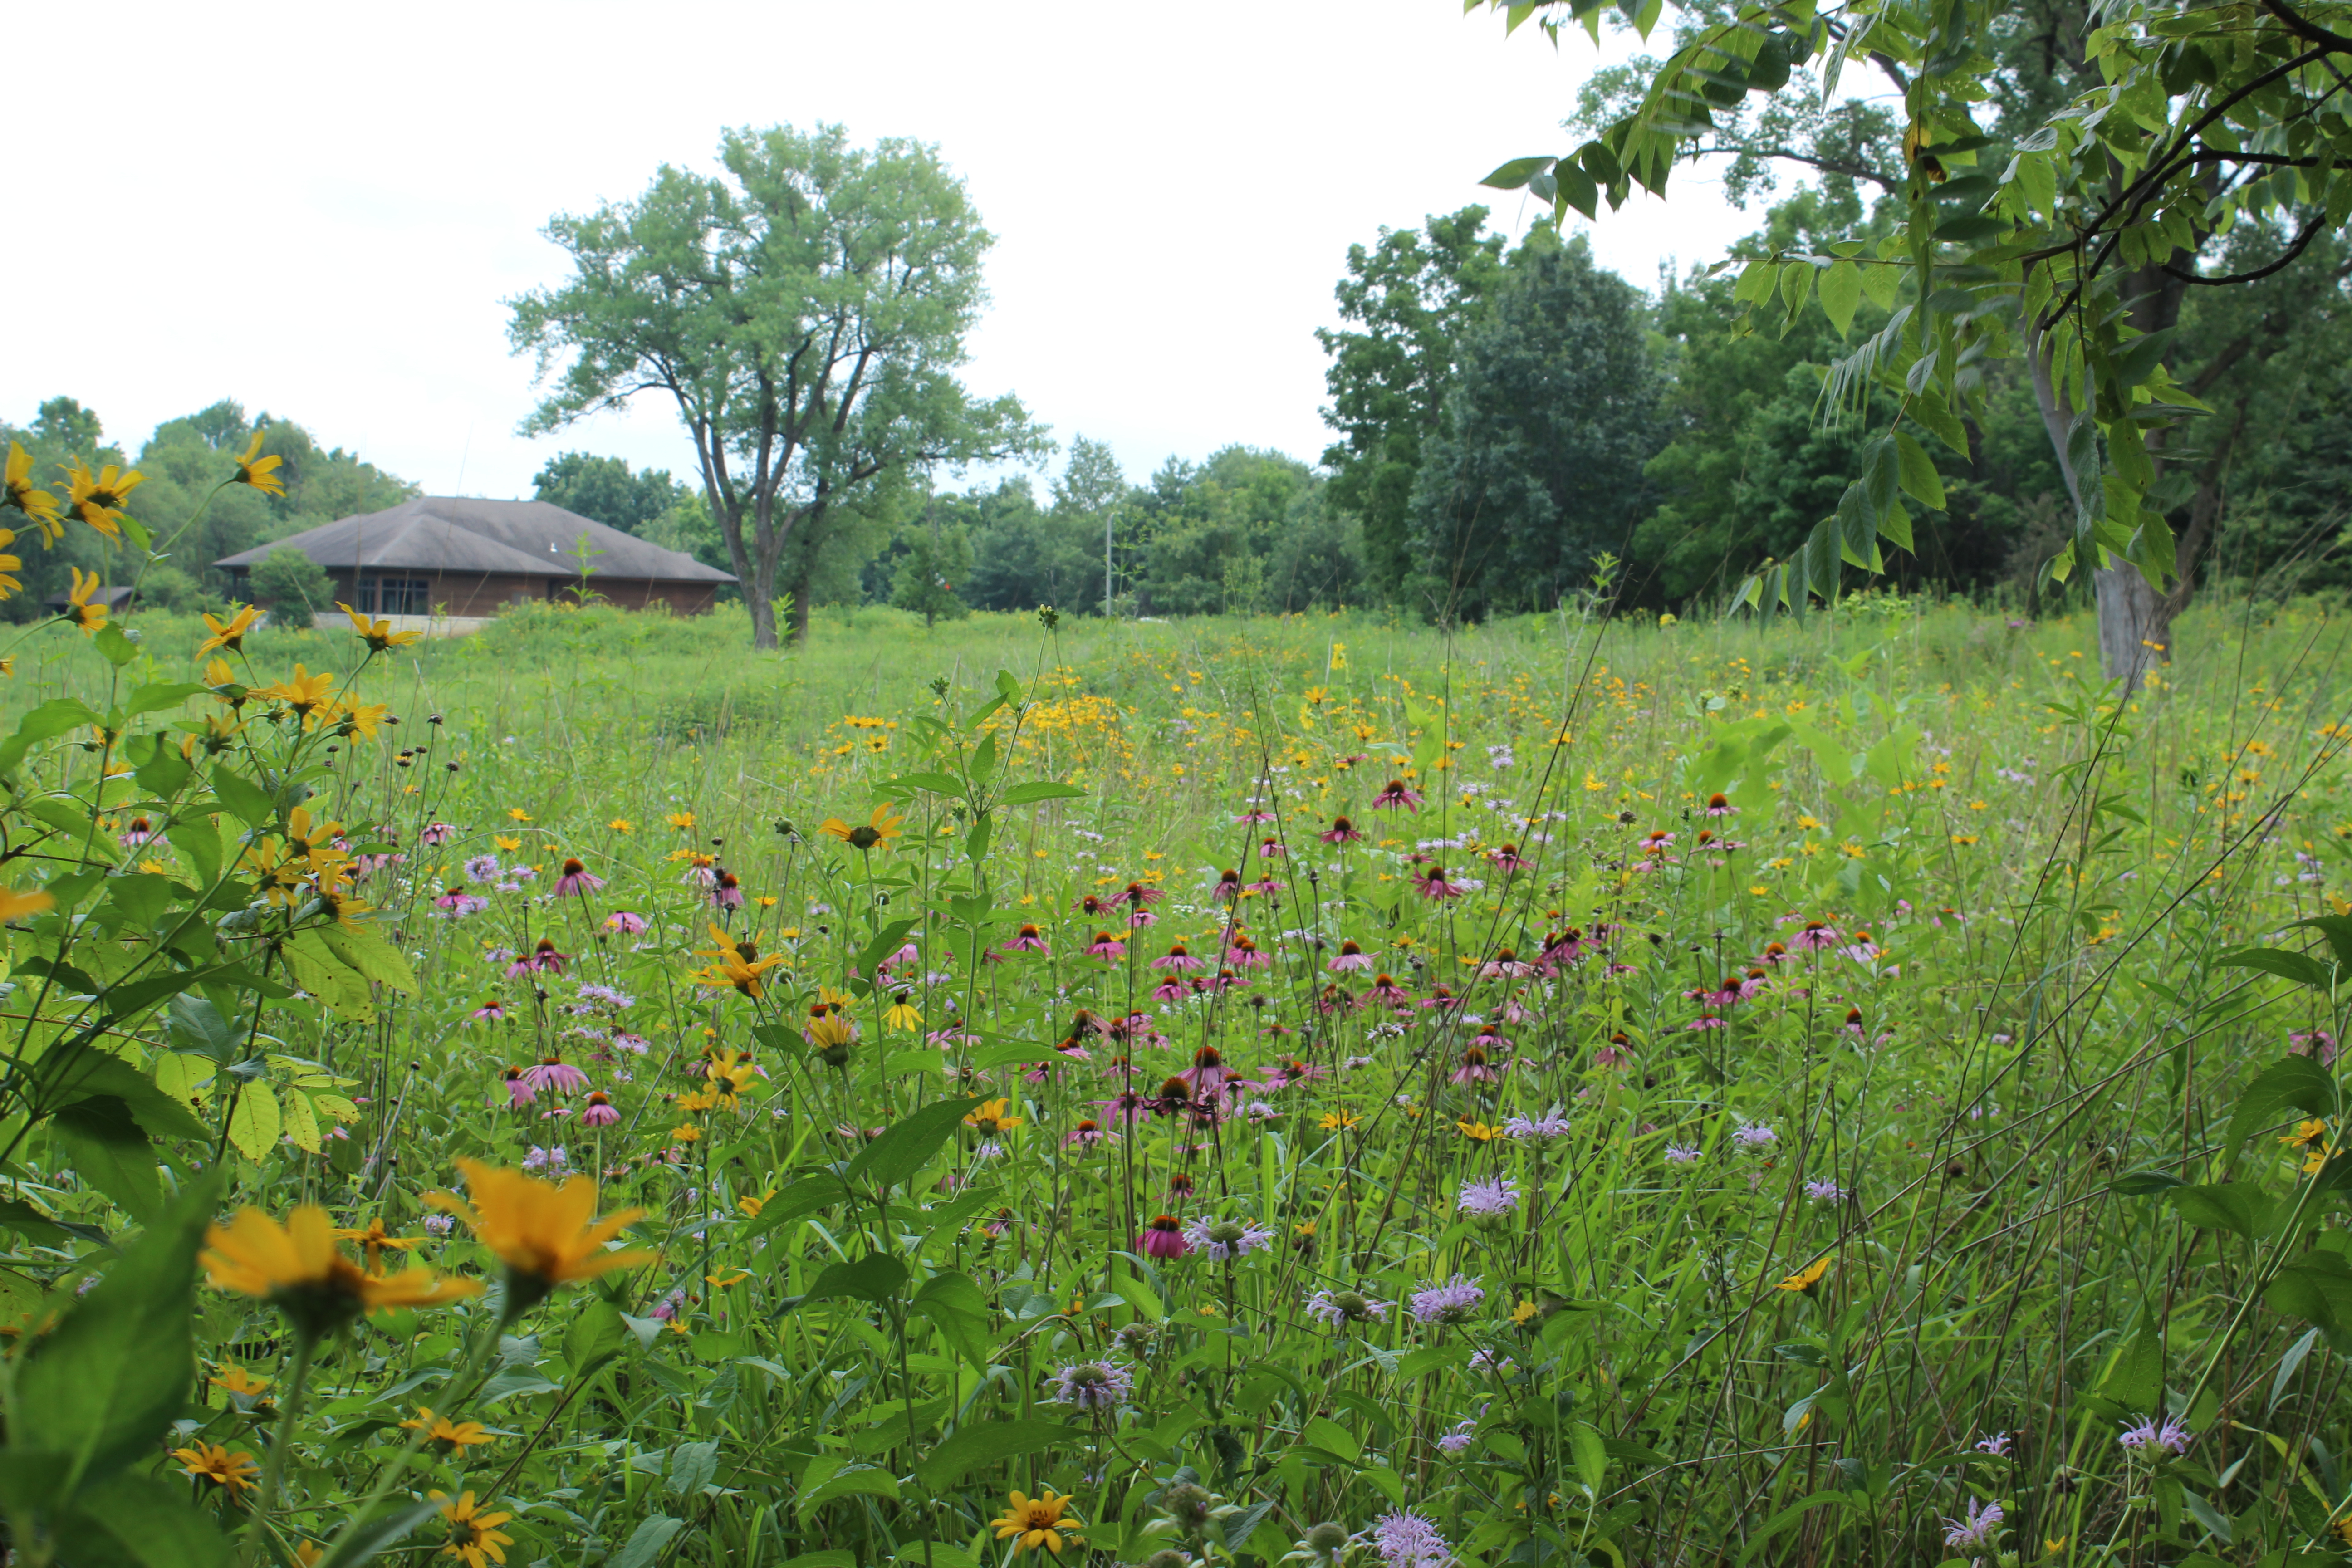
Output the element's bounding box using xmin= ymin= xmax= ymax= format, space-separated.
xmin=1320 ymin=815 xmax=1365 ymax=845
xmin=580 ymin=1090 xmax=620 ymax=1127
xmin=1137 ymin=1214 xmax=1190 ymax=1259
xmin=1363 ymin=973 xmax=1411 ymax=1007
xmin=1083 ymin=931 xmax=1125 ymax=960
xmin=1150 ymin=977 xmax=1187 ymax=1002
xmin=1178 ymin=1045 xmax=1251 ymax=1096
xmin=119 ymin=815 xmax=157 ymax=846
xmin=1225 ymin=935 xmax=1269 ymax=968
xmin=1419 ymin=984 xmax=1465 ymax=1012
xmin=1449 ymin=1044 xmax=1504 ymax=1084
xmin=1370 ymin=779 xmax=1423 ymax=812
xmin=710 ymin=871 xmax=745 ymax=910
xmin=1327 ymin=939 xmax=1373 ymax=973
xmin=604 ymin=910 xmax=647 ymax=935
xmin=1415 ymin=864 xmax=1464 ymax=900
xmin=2290 ymin=1029 xmax=2341 ymax=1063
xmin=1314 ymin=983 xmax=1359 ymax=1015
xmin=1686 ymin=1013 xmax=1730 ymax=1031
xmin=1702 ymin=792 xmax=1738 ymax=817
xmin=1152 ymin=941 xmax=1205 ymax=971
xmin=1064 ymin=1118 xmax=1115 ymax=1148
xmin=524 ymin=1054 xmax=588 ymax=1093
xmin=432 ymin=887 xmax=487 ymax=919
xmin=1838 ymin=930 xmax=1881 ymax=963
xmin=1479 ymin=946 xmax=1538 ymax=978
xmin=420 ymin=822 xmax=457 ymax=846
xmin=1487 ymin=843 xmax=1530 ymax=874
xmin=500 ymin=1067 xmax=536 ymax=1109
xmin=1122 ymin=881 xmax=1166 ymax=907
xmin=1788 ymin=920 xmax=1840 ymax=951
xmin=1264 ymin=1057 xmax=1327 ymax=1087
xmin=1004 ymin=923 xmax=1050 ymax=955
xmin=1257 ymin=836 xmax=1286 ymax=859
xmin=469 ymin=999 xmax=506 ymax=1023
xmin=510 ymin=937 xmax=569 ymax=976
xmin=1243 ymin=874 xmax=1283 ymax=896
xmin=1210 ymin=868 xmax=1243 ymax=902
xmin=551 ymin=858 xmax=604 ymax=898
xmin=1234 ymin=806 xmax=1277 ymax=824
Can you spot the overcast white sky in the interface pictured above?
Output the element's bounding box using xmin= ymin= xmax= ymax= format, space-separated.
xmin=13 ymin=1 xmax=1768 ymax=501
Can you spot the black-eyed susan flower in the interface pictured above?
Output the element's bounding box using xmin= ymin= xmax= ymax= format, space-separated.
xmin=232 ymin=430 xmax=285 ymax=497
xmin=0 ymin=527 xmax=20 ymax=600
xmin=202 ymin=1205 xmax=480 ymax=1338
xmin=433 ymin=1491 xmax=514 ymax=1568
xmin=61 ymin=566 xmax=108 ymax=635
xmin=818 ymin=804 xmax=904 ymax=851
xmin=992 ymin=1490 xmax=1083 ymax=1555
xmin=251 ymin=664 xmax=336 ymax=723
xmin=402 ymin=1407 xmax=491 ymax=1452
xmin=199 ymin=603 xmax=260 ymax=656
xmin=806 ymin=1010 xmax=858 ymax=1067
xmin=965 ymin=1097 xmax=1023 ymax=1136
xmin=883 ymin=990 xmax=923 ymax=1030
xmin=1777 ymin=1255 xmax=1832 ymax=1295
xmin=62 ymin=458 xmax=142 ymax=539
xmin=173 ymin=1442 xmax=260 ymax=1493
xmin=2 ymin=443 xmax=60 ymax=542
xmin=339 ymin=602 xmax=423 ymax=652
xmin=426 ymin=1157 xmax=653 ymax=1317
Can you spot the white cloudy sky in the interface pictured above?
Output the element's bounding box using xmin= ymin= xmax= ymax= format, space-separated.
xmin=14 ymin=1 xmax=1769 ymax=500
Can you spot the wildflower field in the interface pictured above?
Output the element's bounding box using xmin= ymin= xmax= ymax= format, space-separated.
xmin=13 ymin=527 xmax=2352 ymax=1566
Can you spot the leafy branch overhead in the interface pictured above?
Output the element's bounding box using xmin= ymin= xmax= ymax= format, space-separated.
xmin=1475 ymin=0 xmax=2352 ymax=622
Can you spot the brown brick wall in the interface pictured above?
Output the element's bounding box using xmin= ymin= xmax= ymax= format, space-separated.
xmin=306 ymin=573 xmax=722 ymax=617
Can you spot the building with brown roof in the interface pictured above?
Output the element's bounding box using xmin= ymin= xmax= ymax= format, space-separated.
xmin=214 ymin=496 xmax=736 ymax=619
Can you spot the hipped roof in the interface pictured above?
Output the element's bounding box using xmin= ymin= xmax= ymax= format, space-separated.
xmin=213 ymin=497 xmax=736 ymax=584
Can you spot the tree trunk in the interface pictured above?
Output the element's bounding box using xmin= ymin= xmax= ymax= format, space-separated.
xmin=2093 ymin=566 xmax=2164 ymax=687
xmin=748 ymin=591 xmax=779 ymax=650
xmin=789 ymin=578 xmax=813 ymax=646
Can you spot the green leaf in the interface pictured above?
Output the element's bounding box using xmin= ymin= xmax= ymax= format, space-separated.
xmin=309 ymin=1497 xmax=449 ymax=1568
xmin=42 ymin=1050 xmax=211 ymax=1142
xmin=1479 ymin=155 xmax=1557 ymax=190
xmin=2217 ymin=946 xmax=2335 ymax=991
xmin=2111 ymin=1170 xmax=2185 ymax=1196
xmin=92 ymin=624 xmax=140 ymax=669
xmin=1892 ymin=431 xmax=1946 ymax=510
xmin=2100 ymin=1319 xmax=2165 ymax=1410
xmin=1817 ymin=260 xmax=1862 ymax=337
xmin=844 ymin=1097 xmax=980 ymax=1193
xmin=51 ymin=1097 xmax=163 ymax=1222
xmin=0 ymin=698 xmax=103 ymax=778
xmin=795 ymin=1252 xmax=908 ymax=1306
xmin=318 ymin=921 xmax=418 ymax=993
xmin=998 ymin=780 xmax=1087 ymax=805
xmin=208 ymin=766 xmax=274 ymax=828
xmin=853 ymin=919 xmax=919 ymax=989
xmin=18 ymin=1177 xmax=213 ymax=1498
xmin=740 ymin=1176 xmax=843 ymax=1245
xmin=56 ymin=1470 xmax=235 ymax=1568
xmin=0 ymin=1197 xmax=67 ymax=1245
xmin=1569 ymin=1421 xmax=1610 ymax=1494
xmin=2289 ymin=914 xmax=2352 ymax=968
xmin=123 ymin=683 xmax=211 ymax=719
xmin=2170 ymin=1182 xmax=2275 ymax=1241
xmin=2227 ymin=1057 xmax=2340 ymax=1150
xmin=916 ymin=1419 xmax=1079 ymax=1488
xmin=797 ymin=1465 xmax=900 ymax=1519
xmin=226 ymin=1081 xmax=282 ymax=1162
xmin=887 ymin=771 xmax=965 ymax=795
xmin=608 ymin=1515 xmax=686 ymax=1568
xmin=2266 ymin=1250 xmax=2352 ymax=1352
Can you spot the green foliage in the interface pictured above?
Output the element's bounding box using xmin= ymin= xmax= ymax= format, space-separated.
xmin=248 ymin=545 xmax=333 ymax=627
xmin=1406 ymin=233 xmax=1662 ymax=621
xmin=889 ymin=513 xmax=973 ymax=625
xmin=508 ymin=122 xmax=1048 ymax=649
xmin=530 ymin=451 xmax=687 ymax=536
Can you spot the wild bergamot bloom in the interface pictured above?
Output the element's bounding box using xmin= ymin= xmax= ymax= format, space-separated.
xmin=61 ymin=566 xmax=108 ymax=635
xmin=61 ymin=458 xmax=142 ymax=539
xmin=232 ymin=429 xmax=286 ymax=497
xmin=818 ymin=803 xmax=904 ymax=850
xmin=992 ymin=1490 xmax=1083 ymax=1555
xmin=426 ymin=1158 xmax=653 ymax=1316
xmin=172 ymin=1442 xmax=261 ymax=1493
xmin=433 ymin=1491 xmax=514 ymax=1568
xmin=198 ymin=603 xmax=260 ymax=655
xmin=202 ymin=1206 xmax=479 ymax=1338
xmin=2 ymin=443 xmax=60 ymax=540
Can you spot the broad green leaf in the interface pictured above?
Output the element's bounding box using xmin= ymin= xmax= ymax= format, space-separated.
xmin=1817 ymin=260 xmax=1862 ymax=337
xmin=797 ymin=1465 xmax=900 ymax=1519
xmin=226 ymin=1081 xmax=282 ymax=1162
xmin=2226 ymin=1057 xmax=2340 ymax=1150
xmin=318 ymin=921 xmax=417 ymax=992
xmin=59 ymin=1471 xmax=235 ymax=1568
xmin=915 ymin=1419 xmax=1079 ymax=1488
xmin=844 ymin=1098 xmax=980 ymax=1193
xmin=1892 ymin=431 xmax=1946 ymax=509
xmin=0 ymin=698 xmax=103 ymax=778
xmin=608 ymin=1515 xmax=685 ymax=1568
xmin=998 ymin=780 xmax=1087 ymax=805
xmin=795 ymin=1252 xmax=908 ymax=1306
xmin=51 ymin=1097 xmax=163 ymax=1222
xmin=2266 ymin=1250 xmax=2352 ymax=1352
xmin=2170 ymin=1183 xmax=2274 ymax=1241
xmin=2216 ymin=946 xmax=2334 ymax=991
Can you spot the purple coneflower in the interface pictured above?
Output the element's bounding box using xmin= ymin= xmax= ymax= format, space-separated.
xmin=553 ymin=858 xmax=605 ymax=898
xmin=1152 ymin=941 xmax=1204 ymax=972
xmin=1004 ymin=923 xmax=1050 ymax=955
xmin=510 ymin=937 xmax=569 ymax=977
xmin=1137 ymin=1215 xmax=1190 ymax=1259
xmin=500 ymin=1067 xmax=536 ymax=1109
xmin=1370 ymin=779 xmax=1424 ymax=813
xmin=1448 ymin=1045 xmax=1504 ymax=1086
xmin=420 ymin=822 xmax=456 ymax=846
xmin=524 ymin=1055 xmax=588 ymax=1093
xmin=1415 ymin=864 xmax=1464 ymax=900
xmin=1702 ymin=793 xmax=1738 ymax=817
xmin=1320 ymin=815 xmax=1366 ymax=845
xmin=469 ymin=999 xmax=506 ymax=1023
xmin=1363 ymin=974 xmax=1412 ymax=1007
xmin=605 ymin=910 xmax=647 ymax=934
xmin=1064 ymin=1118 xmax=1114 ymax=1148
xmin=1487 ymin=843 xmax=1529 ymax=874
xmin=1083 ymin=931 xmax=1125 ymax=960
xmin=1788 ymin=920 xmax=1840 ymax=951
xmin=711 ymin=871 xmax=745 ymax=910
xmin=580 ymin=1091 xmax=620 ymax=1127
xmin=1327 ymin=939 xmax=1373 ymax=973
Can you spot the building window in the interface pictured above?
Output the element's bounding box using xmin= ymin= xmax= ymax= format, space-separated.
xmin=358 ymin=576 xmax=431 ymax=615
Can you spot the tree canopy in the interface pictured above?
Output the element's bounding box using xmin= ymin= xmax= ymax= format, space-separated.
xmin=508 ymin=122 xmax=1046 ymax=648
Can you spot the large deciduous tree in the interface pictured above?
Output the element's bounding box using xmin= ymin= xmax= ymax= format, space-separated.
xmin=1316 ymin=208 xmax=1506 ymax=602
xmin=1406 ymin=233 xmax=1663 ymax=622
xmin=508 ymin=123 xmax=1044 ymax=649
xmin=1475 ymin=0 xmax=2352 ymax=684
